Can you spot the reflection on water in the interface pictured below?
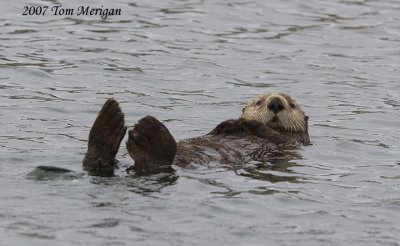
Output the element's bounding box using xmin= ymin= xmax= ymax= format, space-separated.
xmin=88 ymin=171 xmax=180 ymax=195
xmin=1 ymin=0 xmax=400 ymax=245
xmin=237 ymin=156 xmax=302 ymax=184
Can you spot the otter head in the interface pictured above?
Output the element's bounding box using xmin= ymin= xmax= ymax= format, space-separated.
xmin=241 ymin=92 xmax=309 ymax=132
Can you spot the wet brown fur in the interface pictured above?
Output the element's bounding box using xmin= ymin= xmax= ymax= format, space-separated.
xmin=82 ymin=93 xmax=310 ymax=176
xmin=82 ymin=99 xmax=126 ymax=176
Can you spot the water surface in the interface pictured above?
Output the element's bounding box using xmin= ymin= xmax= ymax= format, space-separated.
xmin=1 ymin=0 xmax=399 ymax=245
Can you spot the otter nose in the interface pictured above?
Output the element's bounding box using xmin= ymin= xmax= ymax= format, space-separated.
xmin=268 ymin=98 xmax=284 ymax=114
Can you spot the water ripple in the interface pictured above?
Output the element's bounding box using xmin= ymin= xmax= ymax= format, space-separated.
xmin=1 ymin=0 xmax=400 ymax=245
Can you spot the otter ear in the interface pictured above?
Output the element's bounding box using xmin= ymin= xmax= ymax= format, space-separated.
xmin=305 ymin=116 xmax=309 ymax=121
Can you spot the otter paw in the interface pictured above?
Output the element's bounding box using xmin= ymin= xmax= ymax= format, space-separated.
xmin=209 ymin=119 xmax=242 ymax=135
xmin=82 ymin=98 xmax=127 ymax=176
xmin=126 ymin=116 xmax=177 ymax=174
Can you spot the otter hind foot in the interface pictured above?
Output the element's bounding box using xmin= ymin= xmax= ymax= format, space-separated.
xmin=82 ymin=98 xmax=127 ymax=176
xmin=126 ymin=116 xmax=177 ymax=174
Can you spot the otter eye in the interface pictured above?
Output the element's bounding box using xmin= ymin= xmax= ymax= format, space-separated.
xmin=242 ymin=107 xmax=245 ymax=113
xmin=305 ymin=116 xmax=309 ymax=121
xmin=289 ymin=103 xmax=296 ymax=108
xmin=256 ymin=100 xmax=262 ymax=106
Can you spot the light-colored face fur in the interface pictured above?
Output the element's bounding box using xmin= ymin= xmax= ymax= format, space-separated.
xmin=241 ymin=92 xmax=308 ymax=132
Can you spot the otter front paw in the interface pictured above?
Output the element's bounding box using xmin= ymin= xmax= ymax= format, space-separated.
xmin=126 ymin=116 xmax=177 ymax=174
xmin=208 ymin=119 xmax=242 ymax=135
xmin=82 ymin=98 xmax=127 ymax=176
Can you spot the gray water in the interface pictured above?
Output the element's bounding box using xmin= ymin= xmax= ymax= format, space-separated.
xmin=1 ymin=0 xmax=399 ymax=245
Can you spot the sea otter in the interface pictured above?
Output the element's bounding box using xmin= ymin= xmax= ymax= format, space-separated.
xmin=81 ymin=92 xmax=309 ymax=176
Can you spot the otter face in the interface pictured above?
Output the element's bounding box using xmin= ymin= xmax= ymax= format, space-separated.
xmin=241 ymin=93 xmax=308 ymax=132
